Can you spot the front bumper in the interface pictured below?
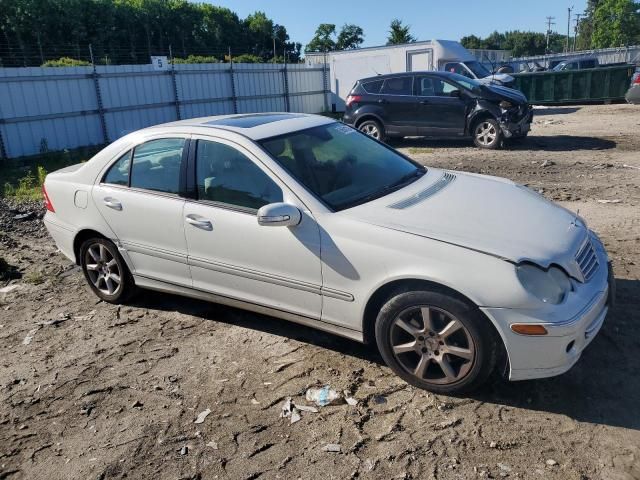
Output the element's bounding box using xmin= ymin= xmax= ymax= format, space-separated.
xmin=500 ymin=106 xmax=533 ymax=138
xmin=482 ymin=255 xmax=613 ymax=382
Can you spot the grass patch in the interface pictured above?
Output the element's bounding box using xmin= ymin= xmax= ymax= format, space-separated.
xmin=1 ymin=145 xmax=101 ymax=200
xmin=23 ymin=270 xmax=45 ymax=285
xmin=408 ymin=147 xmax=434 ymax=155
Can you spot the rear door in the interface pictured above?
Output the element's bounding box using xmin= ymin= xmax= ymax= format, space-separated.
xmin=93 ymin=136 xmax=191 ymax=286
xmin=378 ymin=76 xmax=417 ymax=136
xmin=413 ymin=75 xmax=467 ymax=136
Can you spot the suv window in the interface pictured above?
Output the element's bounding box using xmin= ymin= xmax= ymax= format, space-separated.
xmin=195 ymin=140 xmax=283 ymax=211
xmin=414 ymin=76 xmax=461 ymax=97
xmin=130 ymin=138 xmax=185 ymax=194
xmin=580 ymin=59 xmax=596 ymax=69
xmin=104 ymin=150 xmax=132 ymax=186
xmin=361 ymin=79 xmax=384 ymax=94
xmin=380 ymin=77 xmax=413 ymax=95
xmin=444 ymin=63 xmax=472 ymax=78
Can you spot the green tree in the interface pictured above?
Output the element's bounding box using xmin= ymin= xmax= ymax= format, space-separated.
xmin=305 ymin=23 xmax=337 ymax=52
xmin=336 ymin=24 xmax=364 ymax=50
xmin=591 ymin=0 xmax=640 ymax=47
xmin=386 ymin=19 xmax=416 ymax=45
xmin=460 ymin=35 xmax=483 ymax=49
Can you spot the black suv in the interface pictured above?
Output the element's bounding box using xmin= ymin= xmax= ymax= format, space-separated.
xmin=343 ymin=71 xmax=533 ymax=149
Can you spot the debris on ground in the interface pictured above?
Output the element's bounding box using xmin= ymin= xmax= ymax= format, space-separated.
xmin=322 ymin=443 xmax=341 ymax=453
xmin=305 ymin=386 xmax=342 ymax=406
xmin=597 ymin=199 xmax=622 ymax=204
xmin=194 ymin=408 xmax=211 ymax=424
xmin=0 ymin=284 xmax=21 ymax=294
xmin=206 ymin=441 xmax=218 ymax=450
xmin=280 ymin=397 xmax=318 ymax=425
xmin=22 ymin=327 xmax=39 ymax=345
xmin=344 ymin=390 xmax=358 ymax=406
xmin=180 ymin=446 xmax=188 ymax=456
xmin=546 ymin=459 xmax=558 ymax=466
xmin=540 ymin=159 xmax=556 ymax=167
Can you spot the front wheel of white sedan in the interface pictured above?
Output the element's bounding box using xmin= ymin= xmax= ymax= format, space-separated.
xmin=80 ymin=238 xmax=135 ymax=303
xmin=375 ymin=290 xmax=497 ymax=394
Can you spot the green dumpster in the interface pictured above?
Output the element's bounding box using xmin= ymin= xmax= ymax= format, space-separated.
xmin=513 ymin=65 xmax=634 ymax=105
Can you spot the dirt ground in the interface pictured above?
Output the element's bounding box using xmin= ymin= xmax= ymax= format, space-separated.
xmin=1 ymin=104 xmax=639 ymax=480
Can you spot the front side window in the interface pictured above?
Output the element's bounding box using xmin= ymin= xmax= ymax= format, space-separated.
xmin=103 ymin=150 xmax=131 ymax=186
xmin=130 ymin=138 xmax=185 ymax=194
xmin=414 ymin=77 xmax=461 ymax=97
xmin=380 ymin=77 xmax=413 ymax=95
xmin=195 ymin=140 xmax=282 ymax=211
xmin=260 ymin=123 xmax=425 ymax=211
xmin=444 ymin=63 xmax=471 ymax=78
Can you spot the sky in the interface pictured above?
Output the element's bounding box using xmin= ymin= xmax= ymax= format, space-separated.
xmin=211 ymin=0 xmax=588 ymax=49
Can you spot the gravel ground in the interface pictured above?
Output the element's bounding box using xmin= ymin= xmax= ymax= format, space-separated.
xmin=1 ymin=104 xmax=639 ymax=480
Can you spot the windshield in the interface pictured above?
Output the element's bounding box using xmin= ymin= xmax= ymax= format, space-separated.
xmin=552 ymin=62 xmax=568 ymax=71
xmin=464 ymin=61 xmax=492 ymax=78
xmin=447 ymin=73 xmax=482 ymax=91
xmin=260 ymin=123 xmax=425 ymax=211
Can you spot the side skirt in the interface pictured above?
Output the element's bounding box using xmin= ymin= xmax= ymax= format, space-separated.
xmin=133 ymin=274 xmax=364 ymax=343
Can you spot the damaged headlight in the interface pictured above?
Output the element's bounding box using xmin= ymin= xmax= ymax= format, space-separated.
xmin=516 ymin=263 xmax=573 ymax=304
xmin=499 ymin=100 xmax=513 ymax=110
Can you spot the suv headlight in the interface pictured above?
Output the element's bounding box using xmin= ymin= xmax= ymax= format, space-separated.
xmin=516 ymin=263 xmax=572 ymax=304
xmin=499 ymin=100 xmax=513 ymax=109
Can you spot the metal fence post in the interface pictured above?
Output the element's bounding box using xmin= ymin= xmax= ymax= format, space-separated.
xmin=282 ymin=62 xmax=290 ymax=112
xmin=0 ymin=125 xmax=7 ymax=160
xmin=229 ymin=48 xmax=238 ymax=114
xmin=90 ymin=44 xmax=109 ymax=144
xmin=169 ymin=45 xmax=181 ymax=120
xmin=322 ymin=53 xmax=329 ymax=112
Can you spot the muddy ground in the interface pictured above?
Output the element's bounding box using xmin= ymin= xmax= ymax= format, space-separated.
xmin=1 ymin=104 xmax=639 ymax=480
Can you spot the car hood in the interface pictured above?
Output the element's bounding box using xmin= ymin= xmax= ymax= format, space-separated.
xmin=484 ymin=84 xmax=528 ymax=104
xmin=479 ymin=72 xmax=515 ymax=84
xmin=343 ymin=168 xmax=587 ymax=270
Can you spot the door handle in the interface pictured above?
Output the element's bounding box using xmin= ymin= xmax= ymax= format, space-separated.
xmin=103 ymin=197 xmax=122 ymax=211
xmin=420 ymin=100 xmax=430 ymax=105
xmin=185 ymin=214 xmax=213 ymax=231
xmin=377 ymin=98 xmax=388 ymax=104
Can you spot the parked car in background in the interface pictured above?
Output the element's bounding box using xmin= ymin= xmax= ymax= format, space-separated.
xmin=344 ymin=71 xmax=532 ymax=149
xmin=552 ymin=58 xmax=599 ymax=71
xmin=625 ymin=67 xmax=640 ymax=104
xmin=42 ymin=112 xmax=613 ymax=394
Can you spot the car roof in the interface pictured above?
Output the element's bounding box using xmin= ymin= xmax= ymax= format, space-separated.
xmin=357 ymin=70 xmax=460 ymax=84
xmin=147 ymin=112 xmax=335 ymax=140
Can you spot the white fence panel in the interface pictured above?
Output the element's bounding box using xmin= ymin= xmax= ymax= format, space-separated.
xmin=0 ymin=62 xmax=328 ymax=159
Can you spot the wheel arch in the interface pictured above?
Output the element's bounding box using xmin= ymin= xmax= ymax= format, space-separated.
xmin=354 ymin=113 xmax=385 ymax=129
xmin=72 ymin=228 xmax=111 ymax=265
xmin=361 ymin=278 xmax=508 ymax=372
xmin=466 ymin=109 xmax=497 ymax=136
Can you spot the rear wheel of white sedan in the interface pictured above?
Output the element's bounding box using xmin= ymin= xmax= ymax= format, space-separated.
xmin=375 ymin=290 xmax=497 ymax=394
xmin=80 ymin=238 xmax=134 ymax=303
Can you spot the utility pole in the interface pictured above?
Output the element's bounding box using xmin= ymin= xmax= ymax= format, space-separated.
xmin=573 ymin=13 xmax=582 ymax=51
xmin=273 ymin=37 xmax=276 ymax=62
xmin=566 ymin=6 xmax=574 ymax=53
xmin=546 ymin=16 xmax=556 ymax=53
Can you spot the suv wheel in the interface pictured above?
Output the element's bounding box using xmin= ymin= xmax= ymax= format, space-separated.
xmin=473 ymin=118 xmax=502 ymax=149
xmin=358 ymin=119 xmax=385 ymax=142
xmin=375 ymin=290 xmax=497 ymax=394
xmin=80 ymin=237 xmax=135 ymax=303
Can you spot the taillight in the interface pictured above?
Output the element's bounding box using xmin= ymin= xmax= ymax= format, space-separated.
xmin=633 ymin=73 xmax=640 ymax=85
xmin=346 ymin=95 xmax=362 ymax=108
xmin=42 ymin=184 xmax=55 ymax=212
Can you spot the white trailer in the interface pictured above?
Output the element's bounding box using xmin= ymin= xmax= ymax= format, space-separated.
xmin=306 ymin=40 xmax=513 ymax=111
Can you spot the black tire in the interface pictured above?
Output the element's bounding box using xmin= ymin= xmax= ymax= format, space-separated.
xmin=357 ymin=119 xmax=385 ymax=142
xmin=375 ymin=289 xmax=497 ymax=394
xmin=80 ymin=237 xmax=135 ymax=303
xmin=472 ymin=117 xmax=503 ymax=149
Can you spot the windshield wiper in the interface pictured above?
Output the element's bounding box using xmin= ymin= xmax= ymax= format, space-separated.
xmin=334 ymin=168 xmax=426 ymax=211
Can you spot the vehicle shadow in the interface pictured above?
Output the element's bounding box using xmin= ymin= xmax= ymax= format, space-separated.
xmin=129 ymin=277 xmax=639 ymax=430
xmin=532 ymin=106 xmax=581 ymax=115
xmin=392 ymin=135 xmax=616 ymax=152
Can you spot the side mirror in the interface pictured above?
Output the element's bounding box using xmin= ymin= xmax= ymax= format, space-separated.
xmin=257 ymin=202 xmax=301 ymax=227
xmin=450 ymin=89 xmax=461 ymax=98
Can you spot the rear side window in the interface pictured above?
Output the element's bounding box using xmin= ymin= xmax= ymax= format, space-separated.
xmin=380 ymin=77 xmax=413 ymax=95
xmin=362 ymin=79 xmax=384 ymax=94
xmin=580 ymin=59 xmax=596 ymax=69
xmin=195 ymin=140 xmax=282 ymax=211
xmin=130 ymin=138 xmax=185 ymax=194
xmin=103 ymin=150 xmax=132 ymax=186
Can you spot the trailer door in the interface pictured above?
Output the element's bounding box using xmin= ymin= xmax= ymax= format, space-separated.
xmin=407 ymin=49 xmax=433 ymax=72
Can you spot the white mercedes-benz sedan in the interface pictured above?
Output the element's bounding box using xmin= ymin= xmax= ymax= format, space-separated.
xmin=42 ymin=113 xmax=613 ymax=393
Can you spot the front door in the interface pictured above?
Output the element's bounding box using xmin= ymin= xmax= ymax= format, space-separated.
xmin=92 ymin=136 xmax=191 ymax=286
xmin=182 ymin=137 xmax=323 ymax=319
xmin=413 ymin=75 xmax=467 ymax=136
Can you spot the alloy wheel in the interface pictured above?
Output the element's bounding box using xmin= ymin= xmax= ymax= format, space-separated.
xmin=84 ymin=243 xmax=122 ymax=296
xmin=389 ymin=305 xmax=475 ymax=385
xmin=360 ymin=123 xmax=380 ymax=139
xmin=474 ymin=121 xmax=497 ymax=146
